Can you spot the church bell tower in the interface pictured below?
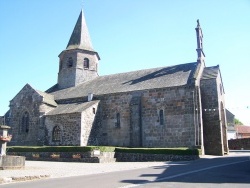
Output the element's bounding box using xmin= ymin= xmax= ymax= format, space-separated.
xmin=57 ymin=10 xmax=100 ymax=90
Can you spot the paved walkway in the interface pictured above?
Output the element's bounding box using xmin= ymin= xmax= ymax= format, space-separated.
xmin=0 ymin=152 xmax=249 ymax=184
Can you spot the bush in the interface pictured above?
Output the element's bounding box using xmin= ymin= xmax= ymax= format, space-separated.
xmin=115 ymin=147 xmax=200 ymax=155
xmin=7 ymin=146 xmax=116 ymax=153
xmin=7 ymin=146 xmax=200 ymax=155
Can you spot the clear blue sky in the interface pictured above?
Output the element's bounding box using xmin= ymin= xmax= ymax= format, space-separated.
xmin=1 ymin=0 xmax=250 ymax=125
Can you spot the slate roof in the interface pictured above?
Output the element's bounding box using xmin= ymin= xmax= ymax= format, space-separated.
xmin=66 ymin=10 xmax=94 ymax=51
xmin=46 ymin=100 xmax=99 ymax=115
xmin=36 ymin=90 xmax=57 ymax=107
xmin=201 ymin=65 xmax=219 ymax=79
xmin=49 ymin=62 xmax=198 ymax=101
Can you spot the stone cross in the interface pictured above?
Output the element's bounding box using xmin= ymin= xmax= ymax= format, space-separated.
xmin=0 ymin=125 xmax=11 ymax=156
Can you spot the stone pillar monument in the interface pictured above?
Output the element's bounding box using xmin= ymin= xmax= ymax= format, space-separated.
xmin=0 ymin=125 xmax=12 ymax=156
xmin=0 ymin=125 xmax=25 ymax=170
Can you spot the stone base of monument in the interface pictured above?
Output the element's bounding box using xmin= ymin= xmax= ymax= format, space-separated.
xmin=0 ymin=155 xmax=25 ymax=170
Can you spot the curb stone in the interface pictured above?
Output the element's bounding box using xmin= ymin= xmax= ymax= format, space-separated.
xmin=0 ymin=175 xmax=50 ymax=184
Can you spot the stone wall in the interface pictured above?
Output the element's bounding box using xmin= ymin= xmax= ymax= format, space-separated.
xmin=115 ymin=152 xmax=199 ymax=162
xmin=96 ymin=85 xmax=198 ymax=148
xmin=0 ymin=117 xmax=4 ymax=125
xmin=228 ymin=138 xmax=250 ymax=150
xmin=8 ymin=85 xmax=53 ymax=146
xmin=141 ymin=87 xmax=196 ymax=148
xmin=45 ymin=113 xmax=82 ymax=146
xmin=45 ymin=101 xmax=100 ymax=146
xmin=98 ymin=93 xmax=132 ymax=146
xmin=58 ymin=49 xmax=99 ymax=89
xmin=81 ymin=101 xmax=100 ymax=146
xmin=7 ymin=151 xmax=114 ymax=163
xmin=200 ymin=73 xmax=228 ymax=155
xmin=7 ymin=151 xmax=199 ymax=163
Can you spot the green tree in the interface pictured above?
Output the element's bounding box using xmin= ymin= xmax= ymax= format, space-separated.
xmin=234 ymin=118 xmax=243 ymax=125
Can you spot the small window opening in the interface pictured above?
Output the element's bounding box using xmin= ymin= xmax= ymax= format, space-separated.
xmin=21 ymin=111 xmax=29 ymax=133
xmin=159 ymin=109 xmax=164 ymax=125
xmin=52 ymin=126 xmax=61 ymax=142
xmin=115 ymin=113 xmax=120 ymax=128
xmin=67 ymin=57 xmax=73 ymax=68
xmin=93 ymin=108 xmax=96 ymax=114
xmin=84 ymin=58 xmax=89 ymax=69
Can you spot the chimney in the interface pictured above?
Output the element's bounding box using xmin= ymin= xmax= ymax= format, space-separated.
xmin=88 ymin=93 xmax=93 ymax=101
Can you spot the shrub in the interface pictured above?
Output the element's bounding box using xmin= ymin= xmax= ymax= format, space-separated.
xmin=115 ymin=147 xmax=200 ymax=155
xmin=7 ymin=146 xmax=200 ymax=155
xmin=7 ymin=146 xmax=116 ymax=153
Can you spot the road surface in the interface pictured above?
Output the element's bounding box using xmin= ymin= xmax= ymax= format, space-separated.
xmin=0 ymin=153 xmax=249 ymax=188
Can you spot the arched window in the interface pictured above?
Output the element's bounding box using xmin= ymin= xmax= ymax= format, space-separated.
xmin=21 ymin=111 xmax=29 ymax=133
xmin=67 ymin=57 xmax=73 ymax=68
xmin=83 ymin=58 xmax=89 ymax=69
xmin=52 ymin=126 xmax=61 ymax=142
xmin=159 ymin=109 xmax=164 ymax=125
xmin=115 ymin=113 xmax=120 ymax=128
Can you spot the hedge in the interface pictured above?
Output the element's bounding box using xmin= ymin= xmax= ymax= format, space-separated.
xmin=7 ymin=146 xmax=116 ymax=153
xmin=115 ymin=147 xmax=200 ymax=155
xmin=7 ymin=146 xmax=200 ymax=155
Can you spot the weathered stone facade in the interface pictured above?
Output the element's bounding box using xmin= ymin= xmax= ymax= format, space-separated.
xmin=8 ymin=84 xmax=56 ymax=146
xmin=57 ymin=49 xmax=99 ymax=90
xmin=200 ymin=69 xmax=228 ymax=155
xmin=89 ymin=85 xmax=200 ymax=148
xmin=45 ymin=100 xmax=100 ymax=146
xmin=4 ymin=10 xmax=229 ymax=156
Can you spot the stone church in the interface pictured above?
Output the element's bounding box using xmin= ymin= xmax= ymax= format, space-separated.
xmin=4 ymin=10 xmax=228 ymax=155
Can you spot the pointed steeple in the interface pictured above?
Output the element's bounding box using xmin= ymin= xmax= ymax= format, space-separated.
xmin=195 ymin=19 xmax=205 ymax=63
xmin=66 ymin=10 xmax=94 ymax=51
xmin=57 ymin=9 xmax=100 ymax=90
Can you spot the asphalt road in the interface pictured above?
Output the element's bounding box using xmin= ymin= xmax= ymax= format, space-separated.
xmin=0 ymin=154 xmax=249 ymax=188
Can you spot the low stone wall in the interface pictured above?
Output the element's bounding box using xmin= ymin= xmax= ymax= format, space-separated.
xmin=228 ymin=138 xmax=250 ymax=150
xmin=7 ymin=151 xmax=116 ymax=163
xmin=115 ymin=152 xmax=199 ymax=162
xmin=0 ymin=155 xmax=25 ymax=170
xmin=7 ymin=151 xmax=199 ymax=163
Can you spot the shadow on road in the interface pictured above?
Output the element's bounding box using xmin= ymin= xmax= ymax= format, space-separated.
xmin=120 ymin=154 xmax=250 ymax=186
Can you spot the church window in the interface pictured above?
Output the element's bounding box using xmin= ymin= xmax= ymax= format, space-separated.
xmin=52 ymin=126 xmax=61 ymax=142
xmin=83 ymin=58 xmax=89 ymax=69
xmin=159 ymin=109 xmax=164 ymax=125
xmin=21 ymin=111 xmax=29 ymax=133
xmin=115 ymin=113 xmax=120 ymax=128
xmin=67 ymin=57 xmax=73 ymax=68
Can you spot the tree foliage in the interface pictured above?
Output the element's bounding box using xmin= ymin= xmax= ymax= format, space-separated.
xmin=234 ymin=118 xmax=243 ymax=125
